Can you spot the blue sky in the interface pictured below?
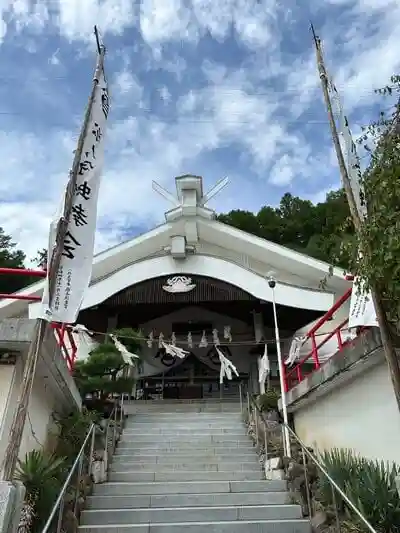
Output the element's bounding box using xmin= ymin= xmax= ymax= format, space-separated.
xmin=0 ymin=0 xmax=399 ymax=264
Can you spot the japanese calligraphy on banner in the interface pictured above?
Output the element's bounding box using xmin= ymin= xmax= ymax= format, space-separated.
xmin=329 ymin=80 xmax=368 ymax=219
xmin=348 ymin=277 xmax=379 ymax=329
xmin=40 ymin=64 xmax=109 ymax=323
xmin=327 ymin=79 xmax=378 ymax=328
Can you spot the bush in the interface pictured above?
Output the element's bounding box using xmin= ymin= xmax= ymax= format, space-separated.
xmin=257 ymin=390 xmax=280 ymax=412
xmin=15 ymin=450 xmax=66 ymax=532
xmin=318 ymin=448 xmax=400 ymax=532
xmin=53 ymin=408 xmax=99 ymax=465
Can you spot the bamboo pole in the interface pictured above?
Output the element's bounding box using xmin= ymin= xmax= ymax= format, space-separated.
xmin=0 ymin=29 xmax=106 ymax=481
xmin=311 ymin=25 xmax=400 ymax=412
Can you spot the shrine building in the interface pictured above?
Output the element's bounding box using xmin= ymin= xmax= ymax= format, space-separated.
xmin=0 ymin=174 xmax=352 ymax=400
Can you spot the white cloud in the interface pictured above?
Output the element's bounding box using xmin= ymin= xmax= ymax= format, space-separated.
xmin=0 ymin=0 xmax=399 ymax=267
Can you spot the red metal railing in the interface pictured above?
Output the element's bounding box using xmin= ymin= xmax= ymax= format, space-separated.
xmin=0 ymin=267 xmax=77 ymax=369
xmin=284 ymin=286 xmax=365 ymax=391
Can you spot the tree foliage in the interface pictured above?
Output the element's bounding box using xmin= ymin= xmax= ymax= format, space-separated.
xmin=73 ymin=328 xmax=142 ymax=400
xmin=0 ymin=227 xmax=33 ymax=294
xmin=217 ymin=189 xmax=354 ymax=267
xmin=341 ymin=74 xmax=400 ymax=326
xmin=33 ymin=248 xmax=48 ymax=269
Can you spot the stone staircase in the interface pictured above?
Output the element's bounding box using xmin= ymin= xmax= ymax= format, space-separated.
xmin=80 ymin=400 xmax=311 ymax=533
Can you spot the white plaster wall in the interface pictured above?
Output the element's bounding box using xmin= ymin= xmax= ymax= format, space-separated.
xmin=0 ymin=366 xmax=15 ymax=435
xmin=293 ymin=359 xmax=400 ymax=465
xmin=0 ymin=358 xmax=57 ymax=465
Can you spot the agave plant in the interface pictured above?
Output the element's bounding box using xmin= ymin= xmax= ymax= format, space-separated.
xmin=344 ymin=459 xmax=400 ymax=533
xmin=318 ymin=448 xmax=400 ymax=532
xmin=15 ymin=450 xmax=66 ymax=532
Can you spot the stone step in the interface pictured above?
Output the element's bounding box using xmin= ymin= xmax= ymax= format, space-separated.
xmin=121 ymin=431 xmax=250 ymax=445
xmin=112 ymin=452 xmax=257 ymax=462
xmin=122 ymin=428 xmax=246 ymax=434
xmin=111 ymin=457 xmax=260 ymax=466
xmin=125 ymin=421 xmax=244 ymax=426
xmin=127 ymin=413 xmax=243 ymax=418
xmin=93 ymin=480 xmax=287 ymax=496
xmin=118 ymin=439 xmax=251 ymax=447
xmin=120 ymin=433 xmax=248 ymax=441
xmin=125 ymin=417 xmax=243 ymax=423
xmin=108 ymin=471 xmax=263 ymax=482
xmin=125 ymin=409 xmax=242 ymax=415
xmin=80 ymin=504 xmax=302 ymax=525
xmin=78 ymin=519 xmax=311 ymax=533
xmin=110 ymin=462 xmax=261 ymax=472
xmin=127 ymin=408 xmax=243 ymax=412
xmin=86 ymin=491 xmax=290 ymax=510
xmin=114 ymin=446 xmax=255 ymax=455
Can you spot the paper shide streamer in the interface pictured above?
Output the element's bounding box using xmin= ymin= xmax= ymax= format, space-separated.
xmin=216 ymin=345 xmax=239 ymax=384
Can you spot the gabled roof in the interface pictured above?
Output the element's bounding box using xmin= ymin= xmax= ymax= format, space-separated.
xmin=0 ymin=175 xmax=350 ymax=320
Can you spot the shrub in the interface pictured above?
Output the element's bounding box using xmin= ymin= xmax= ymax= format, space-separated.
xmin=15 ymin=450 xmax=66 ymax=532
xmin=319 ymin=448 xmax=400 ymax=532
xmin=257 ymin=389 xmax=280 ymax=412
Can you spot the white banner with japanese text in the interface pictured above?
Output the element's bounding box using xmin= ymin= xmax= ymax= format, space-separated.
xmin=327 ymin=79 xmax=378 ymax=328
xmin=348 ymin=277 xmax=379 ymax=329
xmin=39 ymin=65 xmax=109 ymax=323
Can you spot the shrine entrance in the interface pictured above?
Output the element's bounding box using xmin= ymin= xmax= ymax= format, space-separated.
xmin=77 ymin=274 xmax=323 ymax=401
xmin=137 ymin=352 xmax=244 ymax=400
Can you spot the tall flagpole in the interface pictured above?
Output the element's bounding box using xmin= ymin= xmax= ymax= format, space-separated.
xmin=0 ymin=28 xmax=107 ymax=481
xmin=311 ymin=24 xmax=400 ymax=412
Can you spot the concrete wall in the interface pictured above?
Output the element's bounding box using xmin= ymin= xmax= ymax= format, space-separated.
xmin=283 ymin=329 xmax=400 ymax=465
xmin=0 ymin=318 xmax=82 ymax=471
xmin=0 ymin=366 xmax=14 ymax=432
xmin=0 ymin=357 xmax=58 ymax=463
xmin=293 ymin=357 xmax=400 ymax=464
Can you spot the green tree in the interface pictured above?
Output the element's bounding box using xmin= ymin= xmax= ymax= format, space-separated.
xmin=341 ymin=75 xmax=400 ymax=328
xmin=0 ymin=227 xmax=32 ymax=294
xmin=73 ymin=328 xmax=142 ymax=404
xmin=33 ymin=248 xmax=47 ymax=269
xmin=216 ymin=189 xmax=353 ymax=266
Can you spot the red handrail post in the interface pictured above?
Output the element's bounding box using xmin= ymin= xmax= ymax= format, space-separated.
xmin=283 ymin=364 xmax=289 ymax=392
xmin=336 ymin=329 xmax=343 ymax=350
xmin=311 ymin=334 xmax=320 ymax=369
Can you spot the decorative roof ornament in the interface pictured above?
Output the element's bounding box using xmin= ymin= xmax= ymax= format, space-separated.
xmin=162 ymin=276 xmax=196 ymax=293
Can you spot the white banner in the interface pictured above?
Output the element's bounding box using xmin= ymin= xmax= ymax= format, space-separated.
xmin=328 ymin=80 xmax=378 ymax=327
xmin=328 ymin=80 xmax=368 ymax=219
xmin=348 ymin=277 xmax=379 ymax=328
xmin=40 ymin=63 xmax=109 ymax=323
